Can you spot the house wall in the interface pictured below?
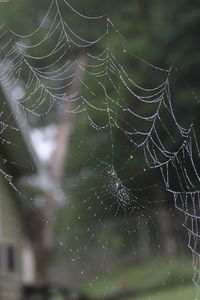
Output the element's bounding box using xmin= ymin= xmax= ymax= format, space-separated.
xmin=0 ymin=176 xmax=24 ymax=300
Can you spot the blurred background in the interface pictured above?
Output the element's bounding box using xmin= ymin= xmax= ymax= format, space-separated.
xmin=0 ymin=0 xmax=200 ymax=299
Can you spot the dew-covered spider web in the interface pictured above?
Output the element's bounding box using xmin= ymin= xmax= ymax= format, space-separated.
xmin=0 ymin=0 xmax=200 ymax=298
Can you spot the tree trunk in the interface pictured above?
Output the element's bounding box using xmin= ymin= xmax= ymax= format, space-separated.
xmin=138 ymin=215 xmax=151 ymax=259
xmin=37 ymin=54 xmax=87 ymax=283
xmin=157 ymin=203 xmax=177 ymax=256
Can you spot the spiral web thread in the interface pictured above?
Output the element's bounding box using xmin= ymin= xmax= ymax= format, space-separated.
xmin=0 ymin=0 xmax=199 ymax=295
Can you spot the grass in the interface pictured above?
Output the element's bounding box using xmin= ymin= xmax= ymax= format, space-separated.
xmin=130 ymin=284 xmax=196 ymax=300
xmin=80 ymin=256 xmax=197 ymax=299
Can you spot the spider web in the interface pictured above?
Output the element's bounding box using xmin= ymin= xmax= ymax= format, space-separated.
xmin=0 ymin=0 xmax=199 ymax=297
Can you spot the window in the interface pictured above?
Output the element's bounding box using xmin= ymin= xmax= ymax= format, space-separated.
xmin=7 ymin=246 xmax=15 ymax=272
xmin=0 ymin=244 xmax=16 ymax=273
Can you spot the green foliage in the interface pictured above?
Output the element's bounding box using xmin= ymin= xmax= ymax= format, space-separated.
xmin=53 ymin=0 xmax=200 ymax=254
xmin=63 ymin=0 xmax=200 ymax=216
